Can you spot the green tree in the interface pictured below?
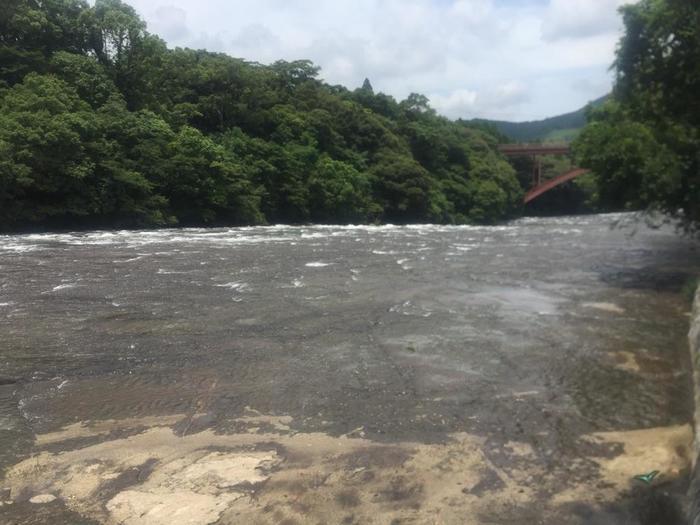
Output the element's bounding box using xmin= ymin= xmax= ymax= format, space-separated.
xmin=85 ymin=0 xmax=166 ymax=109
xmin=93 ymin=97 xmax=176 ymax=225
xmin=270 ymin=59 xmax=320 ymax=95
xmin=308 ymin=156 xmax=377 ymax=223
xmin=50 ymin=50 xmax=117 ymax=107
xmin=0 ymin=0 xmax=91 ymax=86
xmin=466 ymin=180 xmax=508 ymax=224
xmin=575 ymin=102 xmax=682 ymax=212
xmin=0 ymin=73 xmax=99 ymax=227
xmin=0 ymin=0 xmax=534 ymax=231
xmin=162 ymin=126 xmax=262 ymax=225
xmin=0 ymin=73 xmax=167 ymax=229
xmin=371 ymin=151 xmax=444 ymax=223
xmin=575 ymin=0 xmax=700 ymax=232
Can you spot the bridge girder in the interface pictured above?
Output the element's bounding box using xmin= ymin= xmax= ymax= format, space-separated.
xmin=497 ymin=144 xmax=588 ymax=204
xmin=498 ymin=144 xmax=571 ymax=156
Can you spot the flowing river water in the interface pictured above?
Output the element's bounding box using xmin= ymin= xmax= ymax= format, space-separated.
xmin=0 ymin=213 xmax=698 ymax=524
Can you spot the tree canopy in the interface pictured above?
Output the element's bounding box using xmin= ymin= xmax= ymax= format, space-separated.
xmin=0 ymin=0 xmax=525 ymax=231
xmin=574 ymin=0 xmax=700 ymax=233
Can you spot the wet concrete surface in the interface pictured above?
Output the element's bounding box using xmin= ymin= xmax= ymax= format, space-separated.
xmin=0 ymin=214 xmax=698 ymax=524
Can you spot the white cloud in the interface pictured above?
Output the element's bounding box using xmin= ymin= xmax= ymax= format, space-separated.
xmin=493 ymin=81 xmax=531 ymax=107
xmin=430 ymin=89 xmax=478 ymax=118
xmin=149 ymin=5 xmax=189 ymax=41
xmin=542 ymin=0 xmax=628 ymax=41
xmin=430 ymin=82 xmax=531 ymax=120
xmin=123 ymin=0 xmax=634 ymax=121
xmin=229 ymin=24 xmax=281 ymax=62
xmin=451 ymin=0 xmax=494 ymax=25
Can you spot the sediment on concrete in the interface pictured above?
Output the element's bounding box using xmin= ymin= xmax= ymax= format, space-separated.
xmin=687 ymin=288 xmax=700 ymax=525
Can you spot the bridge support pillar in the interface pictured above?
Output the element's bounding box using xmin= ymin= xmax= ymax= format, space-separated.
xmin=532 ymin=156 xmax=542 ymax=187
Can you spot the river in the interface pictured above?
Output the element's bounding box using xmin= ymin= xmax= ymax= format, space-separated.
xmin=0 ymin=213 xmax=698 ymax=524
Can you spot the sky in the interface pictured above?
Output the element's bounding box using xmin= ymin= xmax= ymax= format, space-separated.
xmin=121 ymin=0 xmax=633 ymax=122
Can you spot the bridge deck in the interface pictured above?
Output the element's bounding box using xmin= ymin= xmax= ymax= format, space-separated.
xmin=499 ymin=144 xmax=570 ymax=156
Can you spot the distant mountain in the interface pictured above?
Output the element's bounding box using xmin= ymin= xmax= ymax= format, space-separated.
xmin=466 ymin=95 xmax=609 ymax=143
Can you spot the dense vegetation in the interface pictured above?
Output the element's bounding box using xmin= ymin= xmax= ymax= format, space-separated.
xmin=574 ymin=0 xmax=700 ymax=234
xmin=468 ymin=95 xmax=608 ymax=144
xmin=0 ymin=0 xmax=523 ymax=232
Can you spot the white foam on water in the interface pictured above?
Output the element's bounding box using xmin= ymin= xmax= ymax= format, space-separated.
xmin=305 ymin=262 xmax=331 ymax=268
xmin=157 ymin=269 xmax=189 ymax=275
xmin=389 ymin=301 xmax=410 ymax=313
xmin=453 ymin=244 xmax=477 ymax=252
xmin=3 ymin=224 xmax=435 ymax=252
xmin=114 ymin=255 xmax=148 ymax=263
xmin=396 ymin=259 xmax=412 ymax=270
xmin=0 ymin=243 xmax=41 ymax=253
xmin=583 ymin=302 xmax=626 ymax=314
xmin=3 ymin=215 xmax=648 ymax=254
xmin=389 ymin=300 xmax=432 ymax=317
xmin=292 ymin=279 xmax=304 ymax=288
xmin=215 ymin=282 xmax=249 ymax=291
xmin=303 ymin=295 xmax=329 ymax=301
xmin=49 ymin=283 xmax=78 ymax=292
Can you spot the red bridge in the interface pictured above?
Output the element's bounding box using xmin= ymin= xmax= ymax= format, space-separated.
xmin=498 ymin=144 xmax=590 ymax=204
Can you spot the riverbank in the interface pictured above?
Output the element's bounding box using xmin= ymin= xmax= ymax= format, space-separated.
xmin=1 ymin=411 xmax=693 ymax=525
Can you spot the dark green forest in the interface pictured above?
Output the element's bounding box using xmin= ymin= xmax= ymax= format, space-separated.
xmin=0 ymin=0 xmax=524 ymax=232
xmin=573 ymin=0 xmax=700 ymax=234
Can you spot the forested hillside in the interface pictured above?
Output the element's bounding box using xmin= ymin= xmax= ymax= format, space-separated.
xmin=467 ymin=95 xmax=608 ymax=143
xmin=0 ymin=0 xmax=523 ymax=232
